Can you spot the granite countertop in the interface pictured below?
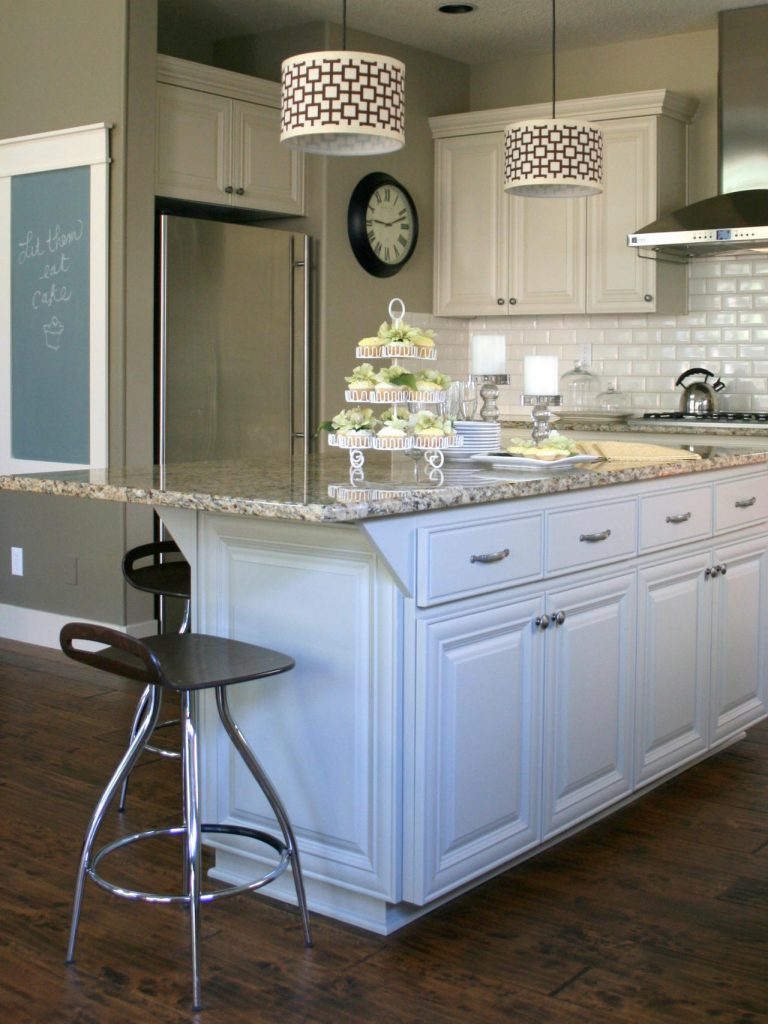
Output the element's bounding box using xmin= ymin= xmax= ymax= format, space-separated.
xmin=504 ymin=416 xmax=768 ymax=436
xmin=2 ymin=443 xmax=768 ymax=523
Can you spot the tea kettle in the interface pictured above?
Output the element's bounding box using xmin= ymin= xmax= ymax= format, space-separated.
xmin=675 ymin=367 xmax=726 ymax=416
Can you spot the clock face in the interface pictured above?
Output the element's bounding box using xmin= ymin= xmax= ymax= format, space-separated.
xmin=348 ymin=173 xmax=419 ymax=277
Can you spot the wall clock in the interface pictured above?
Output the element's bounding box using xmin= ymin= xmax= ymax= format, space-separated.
xmin=347 ymin=172 xmax=419 ymax=277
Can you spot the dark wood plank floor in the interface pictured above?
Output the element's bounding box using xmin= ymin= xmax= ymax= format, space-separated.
xmin=1 ymin=636 xmax=766 ymax=1023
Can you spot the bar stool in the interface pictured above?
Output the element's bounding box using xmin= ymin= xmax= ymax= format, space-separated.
xmin=119 ymin=540 xmax=191 ymax=810
xmin=60 ymin=622 xmax=312 ymax=1011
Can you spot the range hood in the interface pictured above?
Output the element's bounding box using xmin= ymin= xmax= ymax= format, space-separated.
xmin=628 ymin=6 xmax=768 ymax=259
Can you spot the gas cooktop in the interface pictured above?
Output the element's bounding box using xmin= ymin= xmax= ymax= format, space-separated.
xmin=642 ymin=412 xmax=768 ymax=423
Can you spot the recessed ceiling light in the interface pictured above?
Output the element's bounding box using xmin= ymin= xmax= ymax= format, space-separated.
xmin=438 ymin=3 xmax=477 ymax=13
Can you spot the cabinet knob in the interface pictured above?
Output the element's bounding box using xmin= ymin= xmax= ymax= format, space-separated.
xmin=509 ymin=297 xmax=517 ymax=305
xmin=717 ymin=562 xmax=727 ymax=575
xmin=235 ymin=187 xmax=245 ymax=196
xmin=554 ymin=610 xmax=566 ymax=626
xmin=706 ymin=565 xmax=721 ymax=579
xmin=224 ymin=185 xmax=234 ymax=194
xmin=497 ymin=298 xmax=505 ymax=306
xmin=644 ymin=294 xmax=653 ymax=302
xmin=535 ymin=614 xmax=550 ymax=630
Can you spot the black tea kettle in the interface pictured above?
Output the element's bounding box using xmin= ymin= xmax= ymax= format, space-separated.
xmin=675 ymin=367 xmax=726 ymax=416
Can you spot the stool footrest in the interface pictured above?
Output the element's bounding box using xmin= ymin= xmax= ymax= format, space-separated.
xmin=88 ymin=824 xmax=291 ymax=905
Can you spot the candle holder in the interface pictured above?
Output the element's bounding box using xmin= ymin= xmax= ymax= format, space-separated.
xmin=522 ymin=393 xmax=562 ymax=445
xmin=471 ymin=374 xmax=510 ymax=422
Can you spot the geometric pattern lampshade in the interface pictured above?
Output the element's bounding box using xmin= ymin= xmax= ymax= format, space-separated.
xmin=281 ymin=51 xmax=405 ymax=155
xmin=503 ymin=119 xmax=604 ymax=197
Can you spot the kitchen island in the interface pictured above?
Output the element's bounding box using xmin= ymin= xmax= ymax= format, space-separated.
xmin=3 ymin=444 xmax=768 ymax=934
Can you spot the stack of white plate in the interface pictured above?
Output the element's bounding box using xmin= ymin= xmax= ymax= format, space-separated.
xmin=446 ymin=420 xmax=501 ymax=461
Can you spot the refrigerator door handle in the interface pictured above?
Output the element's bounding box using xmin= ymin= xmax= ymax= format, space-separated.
xmin=291 ymin=235 xmax=311 ymax=458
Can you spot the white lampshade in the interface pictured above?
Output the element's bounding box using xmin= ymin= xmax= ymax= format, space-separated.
xmin=281 ymin=51 xmax=405 ymax=156
xmin=504 ymin=119 xmax=603 ymax=197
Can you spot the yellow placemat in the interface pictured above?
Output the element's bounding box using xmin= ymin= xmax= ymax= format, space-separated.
xmin=574 ymin=440 xmax=702 ymax=464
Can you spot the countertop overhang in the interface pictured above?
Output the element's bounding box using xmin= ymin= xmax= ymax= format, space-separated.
xmin=2 ymin=445 xmax=768 ymax=523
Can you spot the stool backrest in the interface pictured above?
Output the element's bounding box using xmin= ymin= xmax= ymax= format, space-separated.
xmin=122 ymin=540 xmax=182 ymax=582
xmin=60 ymin=622 xmax=167 ymax=686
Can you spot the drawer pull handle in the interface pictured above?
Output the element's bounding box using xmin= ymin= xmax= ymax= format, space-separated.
xmin=470 ymin=547 xmax=510 ymax=564
xmin=665 ymin=512 xmax=692 ymax=524
xmin=579 ymin=529 xmax=611 ymax=543
xmin=735 ymin=497 xmax=757 ymax=508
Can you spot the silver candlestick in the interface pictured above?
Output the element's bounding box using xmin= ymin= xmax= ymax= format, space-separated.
xmin=522 ymin=393 xmax=562 ymax=445
xmin=472 ymin=374 xmax=510 ymax=422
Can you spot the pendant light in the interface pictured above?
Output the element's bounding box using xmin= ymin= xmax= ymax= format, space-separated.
xmin=504 ymin=0 xmax=603 ymax=197
xmin=280 ymin=0 xmax=405 ymax=156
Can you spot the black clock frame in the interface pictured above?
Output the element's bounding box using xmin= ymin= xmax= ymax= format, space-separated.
xmin=347 ymin=172 xmax=419 ymax=278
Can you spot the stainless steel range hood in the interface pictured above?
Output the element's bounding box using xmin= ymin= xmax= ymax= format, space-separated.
xmin=628 ymin=6 xmax=768 ymax=259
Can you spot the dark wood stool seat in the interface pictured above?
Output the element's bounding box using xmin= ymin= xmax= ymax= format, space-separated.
xmin=119 ymin=540 xmax=192 ymax=808
xmin=60 ymin=622 xmax=312 ymax=1011
xmin=122 ymin=540 xmax=191 ymax=601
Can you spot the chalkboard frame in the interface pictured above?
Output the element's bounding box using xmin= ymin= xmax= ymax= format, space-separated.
xmin=0 ymin=123 xmax=110 ymax=474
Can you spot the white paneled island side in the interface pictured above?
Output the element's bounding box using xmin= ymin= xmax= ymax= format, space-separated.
xmin=3 ymin=444 xmax=768 ymax=933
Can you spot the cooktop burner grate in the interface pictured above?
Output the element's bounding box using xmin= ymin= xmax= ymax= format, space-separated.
xmin=643 ymin=412 xmax=768 ymax=423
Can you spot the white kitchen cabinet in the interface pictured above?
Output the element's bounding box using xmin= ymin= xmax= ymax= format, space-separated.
xmin=430 ymin=90 xmax=696 ymax=317
xmin=156 ymin=56 xmax=304 ymax=216
xmin=709 ymin=535 xmax=768 ymax=743
xmin=636 ymin=553 xmax=712 ymax=786
xmin=409 ymin=593 xmax=543 ymax=904
xmin=540 ymin=571 xmax=636 ymax=838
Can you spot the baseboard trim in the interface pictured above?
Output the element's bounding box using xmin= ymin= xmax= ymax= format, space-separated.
xmin=0 ymin=603 xmax=156 ymax=648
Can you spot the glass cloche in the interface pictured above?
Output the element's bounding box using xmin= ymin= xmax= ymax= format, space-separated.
xmin=559 ymin=361 xmax=601 ymax=413
xmin=596 ymin=382 xmax=633 ymax=416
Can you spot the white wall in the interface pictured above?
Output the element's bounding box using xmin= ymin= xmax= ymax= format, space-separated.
xmin=414 ymin=256 xmax=768 ymax=419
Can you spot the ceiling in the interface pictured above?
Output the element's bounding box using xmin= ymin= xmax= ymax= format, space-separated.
xmin=158 ymin=0 xmax=768 ymax=65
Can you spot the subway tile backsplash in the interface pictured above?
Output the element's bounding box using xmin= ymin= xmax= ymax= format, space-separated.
xmin=413 ymin=256 xmax=768 ymax=418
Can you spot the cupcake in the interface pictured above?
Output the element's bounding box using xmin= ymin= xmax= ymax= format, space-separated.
xmin=376 ymin=408 xmax=412 ymax=449
xmin=374 ymin=365 xmax=417 ymax=402
xmin=411 ymin=410 xmax=458 ymax=448
xmin=344 ymin=362 xmax=378 ymax=402
xmin=327 ymin=407 xmax=378 ymax=446
xmin=356 ymin=336 xmax=387 ymax=358
xmin=413 ymin=330 xmax=437 ymax=358
xmin=413 ymin=369 xmax=451 ymax=400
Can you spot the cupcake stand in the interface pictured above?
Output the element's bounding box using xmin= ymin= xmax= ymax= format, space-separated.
xmin=328 ymin=299 xmax=464 ymax=485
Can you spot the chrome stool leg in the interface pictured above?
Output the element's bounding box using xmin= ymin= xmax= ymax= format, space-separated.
xmin=181 ymin=690 xmax=203 ymax=1011
xmin=67 ymin=686 xmax=162 ymax=963
xmin=215 ymin=686 xmax=313 ymax=947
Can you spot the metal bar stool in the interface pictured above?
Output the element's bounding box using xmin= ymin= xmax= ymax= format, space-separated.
xmin=60 ymin=622 xmax=312 ymax=1011
xmin=119 ymin=540 xmax=192 ymax=810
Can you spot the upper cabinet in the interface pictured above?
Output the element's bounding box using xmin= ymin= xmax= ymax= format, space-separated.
xmin=430 ymin=91 xmax=698 ymax=317
xmin=156 ymin=55 xmax=305 ymax=216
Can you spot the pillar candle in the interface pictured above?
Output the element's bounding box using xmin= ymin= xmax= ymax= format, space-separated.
xmin=470 ymin=335 xmax=506 ymax=375
xmin=523 ymin=355 xmax=559 ymax=396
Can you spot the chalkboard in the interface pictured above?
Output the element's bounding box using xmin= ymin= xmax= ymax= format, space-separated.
xmin=11 ymin=166 xmax=91 ymax=463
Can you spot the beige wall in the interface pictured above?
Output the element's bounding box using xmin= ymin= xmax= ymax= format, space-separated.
xmin=471 ymin=29 xmax=718 ymax=203
xmin=0 ymin=0 xmax=158 ymax=626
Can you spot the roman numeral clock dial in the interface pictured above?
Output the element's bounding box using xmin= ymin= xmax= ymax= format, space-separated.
xmin=347 ymin=173 xmax=419 ymax=277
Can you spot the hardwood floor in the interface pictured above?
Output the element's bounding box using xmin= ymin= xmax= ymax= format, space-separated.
xmin=1 ymin=636 xmax=766 ymax=1023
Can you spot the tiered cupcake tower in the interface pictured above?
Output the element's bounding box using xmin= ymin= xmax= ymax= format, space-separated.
xmin=325 ymin=299 xmax=463 ymax=481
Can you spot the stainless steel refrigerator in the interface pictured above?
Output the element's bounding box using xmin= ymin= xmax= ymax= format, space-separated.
xmin=157 ymin=213 xmax=311 ymax=466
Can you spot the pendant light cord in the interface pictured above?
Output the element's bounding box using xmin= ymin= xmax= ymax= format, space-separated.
xmin=342 ymin=0 xmax=347 ymax=50
xmin=551 ymin=0 xmax=556 ymax=118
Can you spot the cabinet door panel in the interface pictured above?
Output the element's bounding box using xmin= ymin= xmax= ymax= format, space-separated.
xmin=156 ymin=84 xmax=231 ymax=204
xmin=409 ymin=596 xmax=542 ymax=904
xmin=542 ymin=573 xmax=635 ymax=838
xmin=433 ymin=135 xmax=508 ymax=316
xmin=636 ymin=555 xmax=710 ymax=785
xmin=509 ymin=196 xmax=586 ymax=314
xmin=233 ymin=101 xmax=305 ymax=215
xmin=710 ymin=538 xmax=768 ymax=741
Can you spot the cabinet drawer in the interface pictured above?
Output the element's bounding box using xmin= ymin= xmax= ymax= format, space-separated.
xmin=639 ymin=484 xmax=712 ymax=552
xmin=546 ymin=499 xmax=637 ymax=573
xmin=715 ymin=474 xmax=768 ymax=533
xmin=417 ymin=515 xmax=542 ymax=606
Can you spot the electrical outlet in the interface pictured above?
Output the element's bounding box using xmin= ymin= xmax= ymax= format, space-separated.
xmin=580 ymin=343 xmax=593 ymax=366
xmin=11 ymin=546 xmax=23 ymax=576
